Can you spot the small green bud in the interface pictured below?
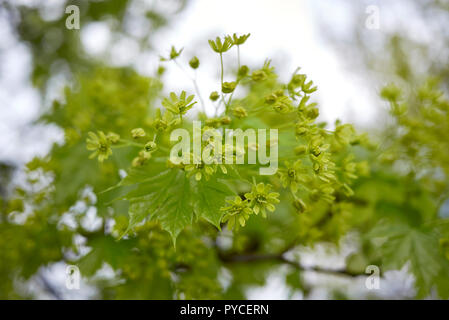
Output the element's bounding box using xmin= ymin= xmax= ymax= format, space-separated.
xmin=169 ymin=46 xmax=183 ymax=60
xmin=251 ymin=70 xmax=267 ymax=82
xmin=310 ymin=145 xmax=321 ymax=157
xmin=295 ymin=124 xmax=308 ymax=136
xmin=220 ymin=116 xmax=232 ymax=125
xmin=131 ymin=128 xmax=146 ymax=139
xmin=160 ymin=46 xmax=183 ymax=61
xmin=293 ymin=198 xmax=307 ymax=213
xmin=265 ymin=93 xmax=277 ymax=104
xmin=222 ymin=81 xmax=236 ymax=94
xmin=144 ymin=141 xmax=157 ymax=152
xmin=291 ymin=74 xmax=306 ymax=86
xmin=238 ymin=65 xmax=249 ymax=78
xmin=306 ymin=107 xmax=319 ymax=119
xmin=232 ymin=106 xmax=248 ymax=119
xmin=189 ymin=56 xmax=200 ymax=69
xmin=154 ymin=119 xmax=168 ymax=132
xmin=157 ymin=65 xmax=165 ymax=76
xmin=106 ymin=132 xmax=120 ymax=144
xmin=380 ymin=84 xmax=401 ymax=102
xmin=132 ymin=151 xmax=152 ymax=167
xmin=273 ymin=96 xmax=293 ymax=113
xmin=274 ymin=89 xmax=284 ymax=97
xmin=209 ymin=91 xmax=220 ymax=101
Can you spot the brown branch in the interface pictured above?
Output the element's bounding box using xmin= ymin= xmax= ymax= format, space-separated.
xmin=218 ymin=251 xmax=362 ymax=278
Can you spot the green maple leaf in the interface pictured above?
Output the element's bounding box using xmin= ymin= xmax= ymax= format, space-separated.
xmin=156 ymin=171 xmax=193 ymax=243
xmin=98 ymin=155 xmax=240 ymax=242
xmin=114 ymin=169 xmax=236 ymax=244
xmin=192 ymin=178 xmax=234 ymax=228
xmin=122 ymin=169 xmax=194 ymax=244
xmin=368 ymin=222 xmax=449 ymax=298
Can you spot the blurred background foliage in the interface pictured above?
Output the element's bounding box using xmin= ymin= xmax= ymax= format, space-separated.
xmin=3 ymin=0 xmax=186 ymax=91
xmin=1 ymin=0 xmax=449 ymax=299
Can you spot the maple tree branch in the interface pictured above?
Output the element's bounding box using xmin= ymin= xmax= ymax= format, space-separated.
xmin=218 ymin=251 xmax=362 ymax=278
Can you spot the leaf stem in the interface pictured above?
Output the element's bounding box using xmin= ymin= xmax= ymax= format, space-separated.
xmin=117 ymin=139 xmax=145 ymax=148
xmin=220 ymin=53 xmax=224 ymax=85
xmin=237 ymin=45 xmax=241 ymax=70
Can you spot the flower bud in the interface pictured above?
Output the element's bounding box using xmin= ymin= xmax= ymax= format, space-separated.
xmin=157 ymin=65 xmax=165 ymax=76
xmin=274 ymin=89 xmax=284 ymax=97
xmin=106 ymin=132 xmax=120 ymax=144
xmin=293 ymin=198 xmax=307 ymax=213
xmin=238 ymin=65 xmax=249 ymax=78
xmin=169 ymin=46 xmax=183 ymax=60
xmin=232 ymin=106 xmax=248 ymax=119
xmin=306 ymin=107 xmax=319 ymax=119
xmin=291 ymin=74 xmax=305 ymax=87
xmin=251 ymin=70 xmax=267 ymax=82
xmin=144 ymin=141 xmax=157 ymax=152
xmin=220 ymin=116 xmax=232 ymax=125
xmin=380 ymin=85 xmax=401 ymax=102
xmin=222 ymin=81 xmax=236 ymax=94
xmin=209 ymin=91 xmax=220 ymax=101
xmin=189 ymin=56 xmax=200 ymax=69
xmin=295 ymin=124 xmax=307 ymax=136
xmin=265 ymin=93 xmax=277 ymax=104
xmin=310 ymin=145 xmax=321 ymax=157
xmin=154 ymin=119 xmax=168 ymax=132
xmin=131 ymin=128 xmax=146 ymax=138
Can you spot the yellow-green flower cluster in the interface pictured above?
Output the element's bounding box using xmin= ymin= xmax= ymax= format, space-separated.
xmin=162 ymin=91 xmax=196 ymax=116
xmin=86 ymin=131 xmax=120 ymax=162
xmin=221 ymin=196 xmax=253 ymax=229
xmin=245 ymin=183 xmax=280 ymax=218
xmin=279 ymin=160 xmax=304 ymax=193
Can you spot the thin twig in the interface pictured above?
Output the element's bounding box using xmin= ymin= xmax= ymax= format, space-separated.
xmin=38 ymin=270 xmax=63 ymax=300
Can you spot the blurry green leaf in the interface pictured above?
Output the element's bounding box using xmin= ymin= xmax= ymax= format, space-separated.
xmin=367 ymin=223 xmax=449 ymax=297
